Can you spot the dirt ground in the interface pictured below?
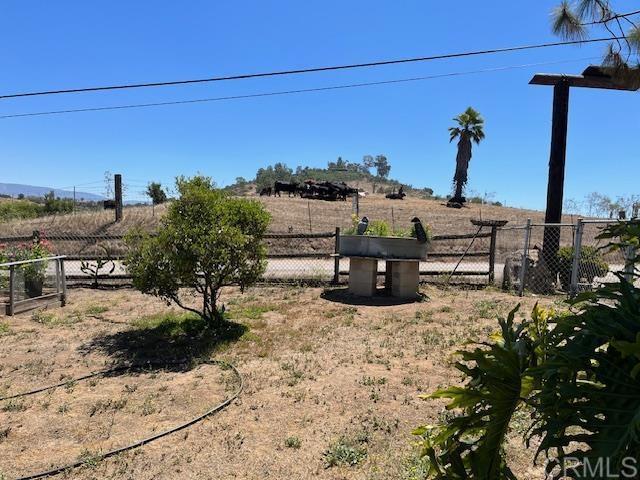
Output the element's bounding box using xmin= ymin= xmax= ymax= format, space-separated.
xmin=0 ymin=285 xmax=563 ymax=479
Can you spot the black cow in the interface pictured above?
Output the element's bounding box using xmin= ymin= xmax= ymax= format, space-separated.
xmin=385 ymin=185 xmax=406 ymax=200
xmin=259 ymin=186 xmax=272 ymax=196
xmin=103 ymin=199 xmax=116 ymax=209
xmin=299 ymin=180 xmax=358 ymax=201
xmin=274 ymin=181 xmax=299 ymax=197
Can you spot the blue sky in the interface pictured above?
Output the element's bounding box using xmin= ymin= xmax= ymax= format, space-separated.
xmin=1 ymin=1 xmax=638 ymax=208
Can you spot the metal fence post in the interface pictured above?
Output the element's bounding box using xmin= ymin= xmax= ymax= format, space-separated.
xmin=624 ymin=245 xmax=636 ymax=283
xmin=569 ymin=219 xmax=584 ymax=298
xmin=8 ymin=265 xmax=15 ymax=316
xmin=60 ymin=258 xmax=67 ymax=306
xmin=333 ymin=227 xmax=341 ymax=284
xmin=518 ymin=219 xmax=532 ymax=297
xmin=488 ymin=225 xmax=498 ymax=285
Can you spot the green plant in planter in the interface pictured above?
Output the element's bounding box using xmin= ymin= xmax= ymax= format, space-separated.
xmin=0 ymin=238 xmax=54 ymax=298
xmin=345 ymin=215 xmax=432 ymax=240
xmin=556 ymin=245 xmax=609 ymax=291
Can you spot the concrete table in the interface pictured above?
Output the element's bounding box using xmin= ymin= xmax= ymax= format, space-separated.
xmin=346 ymin=256 xmax=420 ymax=299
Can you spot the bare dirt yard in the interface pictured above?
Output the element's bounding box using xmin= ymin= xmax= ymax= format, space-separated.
xmin=0 ymin=285 xmax=560 ymax=479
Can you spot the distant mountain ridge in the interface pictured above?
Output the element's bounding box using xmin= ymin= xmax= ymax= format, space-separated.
xmin=0 ymin=183 xmax=104 ymax=201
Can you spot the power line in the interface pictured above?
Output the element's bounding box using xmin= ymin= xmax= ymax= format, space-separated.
xmin=0 ymin=56 xmax=599 ymax=119
xmin=0 ymin=37 xmax=621 ymax=100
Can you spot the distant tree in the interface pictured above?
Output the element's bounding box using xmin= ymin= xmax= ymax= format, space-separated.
xmin=17 ymin=193 xmax=24 ymax=200
xmin=273 ymin=162 xmax=293 ymax=181
xmin=448 ymin=107 xmax=485 ymax=202
xmin=373 ymin=155 xmax=391 ymax=179
xmin=255 ymin=163 xmax=293 ymax=192
xmin=146 ymin=182 xmax=167 ymax=205
xmin=104 ymin=170 xmax=114 ymax=198
xmin=362 ymin=155 xmax=375 ymax=174
xmin=328 ymin=156 xmax=348 ymax=171
xmin=126 ymin=176 xmax=271 ymax=326
xmin=43 ymin=191 xmax=73 ymax=215
xmin=552 ymin=1 xmax=640 ymax=87
xmin=563 ymin=197 xmax=582 ymax=215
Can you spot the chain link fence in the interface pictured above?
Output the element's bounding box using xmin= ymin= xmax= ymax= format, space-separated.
xmin=0 ymin=225 xmax=504 ymax=288
xmin=498 ymin=219 xmax=636 ymax=297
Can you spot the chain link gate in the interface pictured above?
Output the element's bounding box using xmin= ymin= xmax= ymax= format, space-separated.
xmin=500 ymin=219 xmax=637 ymax=297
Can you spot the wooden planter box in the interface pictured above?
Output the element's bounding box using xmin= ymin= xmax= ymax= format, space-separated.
xmin=339 ymin=235 xmax=428 ymax=260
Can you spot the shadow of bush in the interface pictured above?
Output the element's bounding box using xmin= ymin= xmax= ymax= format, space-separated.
xmin=78 ymin=312 xmax=247 ymax=365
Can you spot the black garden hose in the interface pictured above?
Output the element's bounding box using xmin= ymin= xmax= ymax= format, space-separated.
xmin=0 ymin=359 xmax=243 ymax=480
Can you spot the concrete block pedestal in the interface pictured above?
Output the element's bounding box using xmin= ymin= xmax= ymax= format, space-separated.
xmin=389 ymin=260 xmax=419 ymax=299
xmin=347 ymin=257 xmax=421 ymax=299
xmin=348 ymin=257 xmax=378 ymax=297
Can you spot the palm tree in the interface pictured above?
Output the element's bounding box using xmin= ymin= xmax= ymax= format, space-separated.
xmin=448 ymin=107 xmax=485 ymax=203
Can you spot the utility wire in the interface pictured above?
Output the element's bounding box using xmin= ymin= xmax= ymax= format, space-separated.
xmin=0 ymin=56 xmax=599 ymax=119
xmin=0 ymin=37 xmax=622 ymax=100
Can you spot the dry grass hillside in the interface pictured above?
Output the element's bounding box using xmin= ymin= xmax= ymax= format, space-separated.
xmin=0 ymin=194 xmax=603 ymax=261
xmin=0 ymin=194 xmax=581 ymax=238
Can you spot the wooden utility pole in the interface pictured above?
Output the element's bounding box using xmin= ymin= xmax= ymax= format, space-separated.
xmin=114 ymin=173 xmax=123 ymax=222
xmin=541 ymin=80 xmax=570 ymax=265
xmin=530 ymin=66 xmax=637 ymax=268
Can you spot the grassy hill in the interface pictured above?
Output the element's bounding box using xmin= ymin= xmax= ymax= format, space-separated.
xmin=0 ymin=192 xmax=577 ymax=238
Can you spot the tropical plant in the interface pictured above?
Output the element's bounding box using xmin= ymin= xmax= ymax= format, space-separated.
xmin=448 ymin=107 xmax=485 ymax=203
xmin=125 ymin=176 xmax=271 ymax=327
xmin=413 ymin=220 xmax=640 ymax=479
xmin=552 ymin=1 xmax=640 ymax=87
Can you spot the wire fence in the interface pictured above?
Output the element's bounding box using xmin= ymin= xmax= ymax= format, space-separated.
xmin=0 ymin=256 xmax=66 ymax=315
xmin=499 ymin=219 xmax=636 ymax=296
xmin=2 ymin=220 xmax=632 ymax=296
xmin=0 ymin=226 xmax=502 ymax=287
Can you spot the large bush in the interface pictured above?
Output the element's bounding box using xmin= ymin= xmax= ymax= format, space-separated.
xmin=126 ymin=176 xmax=271 ymax=327
xmin=0 ymin=200 xmax=42 ymax=222
xmin=413 ymin=220 xmax=640 ymax=479
xmin=42 ymin=191 xmax=73 ymax=215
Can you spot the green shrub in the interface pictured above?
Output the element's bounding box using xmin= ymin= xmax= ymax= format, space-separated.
xmin=413 ymin=220 xmax=640 ymax=479
xmin=126 ymin=176 xmax=271 ymax=327
xmin=323 ymin=436 xmax=368 ymax=468
xmin=43 ymin=191 xmax=73 ymax=215
xmin=0 ymin=200 xmax=42 ymax=222
xmin=557 ymin=245 xmax=609 ymax=290
xmin=345 ymin=215 xmax=431 ymax=240
xmin=284 ymin=436 xmax=302 ymax=449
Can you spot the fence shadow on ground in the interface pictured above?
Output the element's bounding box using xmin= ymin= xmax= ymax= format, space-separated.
xmin=78 ymin=313 xmax=247 ymax=366
xmin=321 ymin=287 xmax=428 ymax=306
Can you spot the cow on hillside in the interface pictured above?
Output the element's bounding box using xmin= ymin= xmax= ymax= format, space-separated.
xmin=259 ymin=186 xmax=272 ymax=196
xmin=385 ymin=185 xmax=406 ymax=200
xmin=274 ymin=181 xmax=299 ymax=197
